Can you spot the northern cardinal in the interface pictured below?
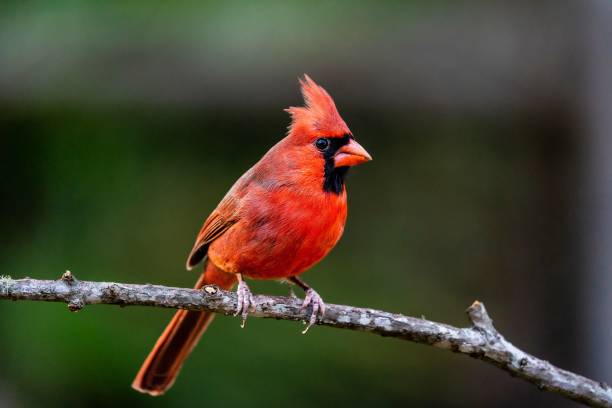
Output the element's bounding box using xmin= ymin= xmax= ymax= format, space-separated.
xmin=132 ymin=75 xmax=371 ymax=396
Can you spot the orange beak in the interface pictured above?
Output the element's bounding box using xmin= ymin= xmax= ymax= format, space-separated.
xmin=334 ymin=139 xmax=372 ymax=167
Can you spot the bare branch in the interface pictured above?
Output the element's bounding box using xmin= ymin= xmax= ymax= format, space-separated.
xmin=0 ymin=274 xmax=610 ymax=407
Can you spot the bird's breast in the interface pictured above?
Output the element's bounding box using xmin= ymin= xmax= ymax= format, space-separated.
xmin=208 ymin=186 xmax=347 ymax=279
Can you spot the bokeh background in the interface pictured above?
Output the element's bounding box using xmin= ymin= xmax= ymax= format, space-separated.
xmin=1 ymin=1 xmax=611 ymax=407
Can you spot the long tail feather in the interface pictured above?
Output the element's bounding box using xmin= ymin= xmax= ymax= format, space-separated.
xmin=132 ymin=263 xmax=236 ymax=396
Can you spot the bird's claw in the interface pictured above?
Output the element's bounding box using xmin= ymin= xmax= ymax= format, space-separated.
xmin=234 ymin=280 xmax=255 ymax=328
xmin=301 ymin=288 xmax=326 ymax=334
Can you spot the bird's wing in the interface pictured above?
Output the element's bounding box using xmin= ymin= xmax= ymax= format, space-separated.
xmin=184 ymin=165 xmax=260 ymax=271
xmin=185 ymin=209 xmax=238 ymax=270
xmin=185 ymin=163 xmax=266 ymax=270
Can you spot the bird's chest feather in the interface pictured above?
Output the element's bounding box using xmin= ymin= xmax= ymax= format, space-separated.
xmin=208 ymin=186 xmax=347 ymax=279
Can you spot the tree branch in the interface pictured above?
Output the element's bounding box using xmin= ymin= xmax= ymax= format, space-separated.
xmin=1 ymin=273 xmax=610 ymax=407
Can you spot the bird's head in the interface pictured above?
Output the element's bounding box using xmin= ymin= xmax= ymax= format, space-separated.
xmin=284 ymin=75 xmax=372 ymax=194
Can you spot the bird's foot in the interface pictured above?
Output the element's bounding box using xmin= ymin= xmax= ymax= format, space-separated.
xmin=301 ymin=288 xmax=326 ymax=334
xmin=234 ymin=279 xmax=255 ymax=328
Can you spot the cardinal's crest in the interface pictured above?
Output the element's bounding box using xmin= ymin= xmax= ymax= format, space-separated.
xmin=286 ymin=75 xmax=351 ymax=138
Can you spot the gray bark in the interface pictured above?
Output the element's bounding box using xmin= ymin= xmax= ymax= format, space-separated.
xmin=0 ymin=272 xmax=611 ymax=407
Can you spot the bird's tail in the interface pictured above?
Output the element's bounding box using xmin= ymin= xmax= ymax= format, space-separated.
xmin=132 ymin=262 xmax=236 ymax=396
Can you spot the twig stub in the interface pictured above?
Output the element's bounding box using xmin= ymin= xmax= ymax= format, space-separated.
xmin=61 ymin=270 xmax=76 ymax=284
xmin=466 ymin=300 xmax=495 ymax=332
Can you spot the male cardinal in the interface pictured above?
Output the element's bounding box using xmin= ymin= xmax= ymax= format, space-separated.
xmin=132 ymin=75 xmax=372 ymax=396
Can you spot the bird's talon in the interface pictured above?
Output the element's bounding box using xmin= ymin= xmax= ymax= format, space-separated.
xmin=235 ymin=279 xmax=254 ymax=326
xmin=301 ymin=288 xmax=326 ymax=334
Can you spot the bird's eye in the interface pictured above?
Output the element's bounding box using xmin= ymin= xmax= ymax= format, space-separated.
xmin=315 ymin=138 xmax=330 ymax=151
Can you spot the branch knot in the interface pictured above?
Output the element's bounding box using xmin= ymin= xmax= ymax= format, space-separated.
xmin=466 ymin=300 xmax=496 ymax=333
xmin=61 ymin=270 xmax=76 ymax=285
xmin=60 ymin=271 xmax=84 ymax=311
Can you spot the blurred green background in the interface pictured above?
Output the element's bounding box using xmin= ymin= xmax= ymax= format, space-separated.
xmin=1 ymin=1 xmax=611 ymax=407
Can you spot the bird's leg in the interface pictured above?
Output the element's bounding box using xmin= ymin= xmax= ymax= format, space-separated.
xmin=234 ymin=273 xmax=254 ymax=328
xmin=288 ymin=276 xmax=326 ymax=334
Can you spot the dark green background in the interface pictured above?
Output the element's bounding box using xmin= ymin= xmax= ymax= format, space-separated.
xmin=0 ymin=1 xmax=599 ymax=407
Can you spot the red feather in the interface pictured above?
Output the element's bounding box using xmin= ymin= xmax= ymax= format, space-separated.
xmin=285 ymin=74 xmax=352 ymax=139
xmin=133 ymin=75 xmax=370 ymax=396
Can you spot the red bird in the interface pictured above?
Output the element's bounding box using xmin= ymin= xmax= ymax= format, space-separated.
xmin=132 ymin=75 xmax=372 ymax=396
